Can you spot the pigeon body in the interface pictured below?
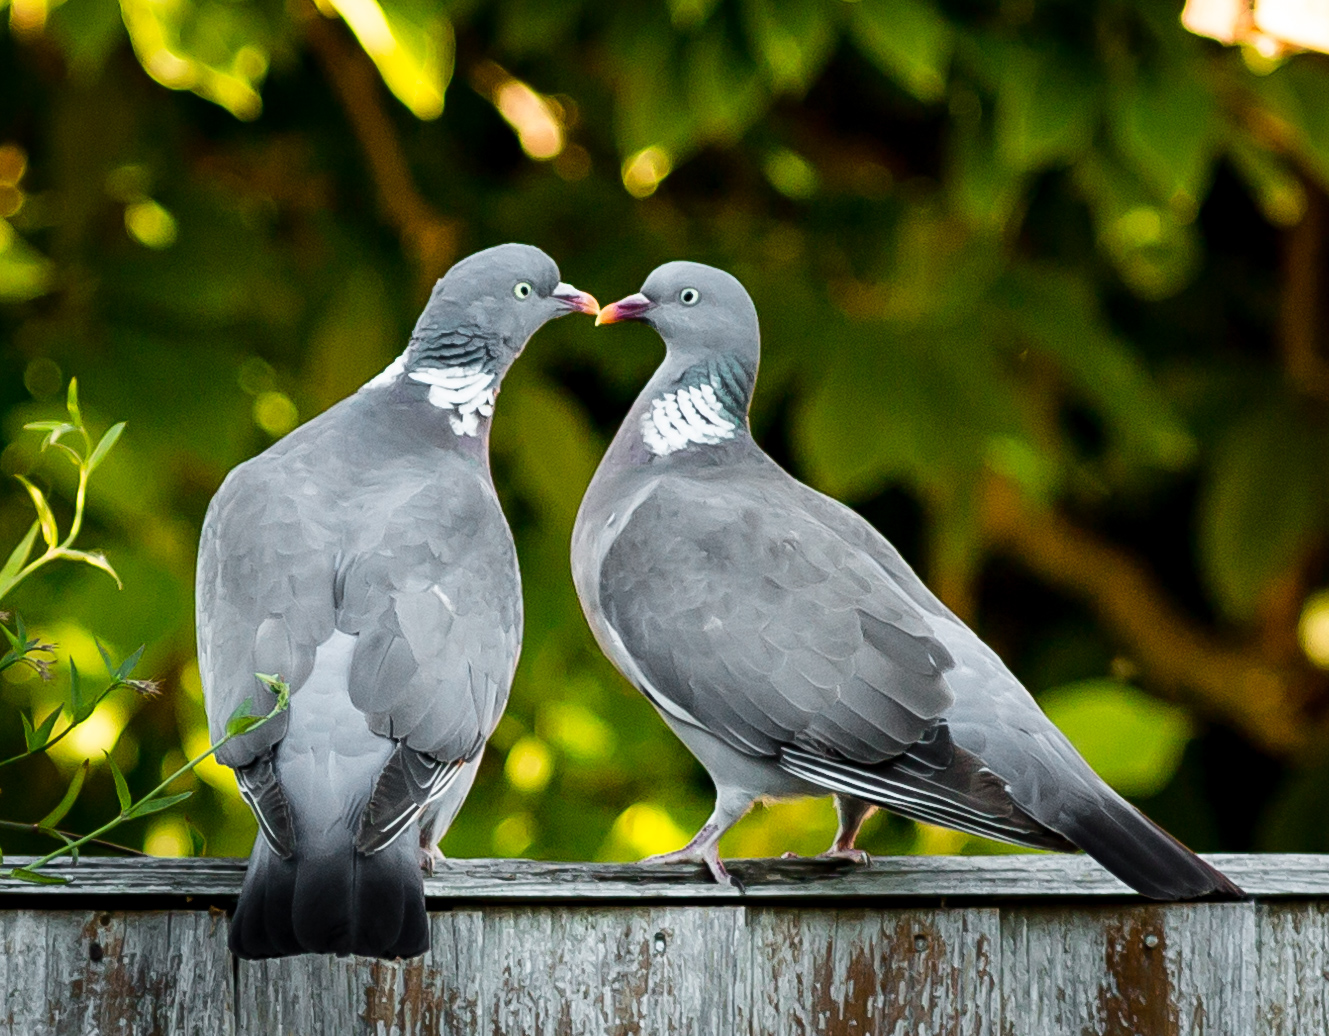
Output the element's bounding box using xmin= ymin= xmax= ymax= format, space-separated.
xmin=573 ymin=261 xmax=1242 ymax=900
xmin=198 ymin=244 xmax=597 ymax=958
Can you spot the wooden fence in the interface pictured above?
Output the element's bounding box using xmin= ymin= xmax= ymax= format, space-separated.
xmin=1 ymin=853 xmax=1328 ymax=1034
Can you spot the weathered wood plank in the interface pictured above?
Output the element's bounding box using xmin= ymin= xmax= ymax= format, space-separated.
xmin=235 ymin=911 xmax=486 ymax=1036
xmin=1000 ymin=902 xmax=1256 ymax=1036
xmin=2 ymin=853 xmax=1326 ymax=899
xmin=0 ymin=909 xmax=234 ymax=1036
xmin=1256 ymin=901 xmax=1329 ymax=1035
xmin=741 ymin=907 xmax=999 ymax=1036
xmin=474 ymin=905 xmax=747 ymax=1035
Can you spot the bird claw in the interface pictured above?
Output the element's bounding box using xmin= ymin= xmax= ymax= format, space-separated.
xmin=779 ymin=847 xmax=871 ymax=866
xmin=641 ymin=846 xmax=737 ymax=889
xmin=820 ymin=847 xmax=871 ymax=866
xmin=418 ymin=845 xmax=446 ymax=876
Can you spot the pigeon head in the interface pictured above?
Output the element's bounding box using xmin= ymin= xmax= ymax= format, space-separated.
xmin=372 ymin=244 xmax=597 ymax=436
xmin=596 ymin=261 xmax=760 ymax=371
xmin=407 ymin=244 xmax=598 ymax=372
xmin=598 ymin=262 xmax=760 ymax=456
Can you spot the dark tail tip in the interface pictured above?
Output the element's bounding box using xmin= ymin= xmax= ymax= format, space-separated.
xmin=230 ymin=840 xmax=429 ymax=960
xmin=1061 ymin=796 xmax=1246 ymax=902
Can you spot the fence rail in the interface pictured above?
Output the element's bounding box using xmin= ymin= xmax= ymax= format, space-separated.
xmin=1 ymin=854 xmax=1326 ymax=1035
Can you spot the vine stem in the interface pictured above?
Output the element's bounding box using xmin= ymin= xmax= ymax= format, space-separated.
xmin=10 ymin=692 xmax=287 ymax=878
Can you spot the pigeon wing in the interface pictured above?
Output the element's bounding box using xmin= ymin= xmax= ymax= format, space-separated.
xmin=196 ymin=449 xmax=337 ymax=768
xmin=337 ymin=468 xmax=521 ymax=847
xmin=597 ymin=476 xmax=955 ymax=765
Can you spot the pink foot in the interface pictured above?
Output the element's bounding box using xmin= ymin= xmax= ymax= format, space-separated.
xmin=781 ymin=847 xmax=871 ymax=865
xmin=418 ymin=845 xmax=446 ymax=875
xmin=642 ymin=847 xmax=734 ymax=887
xmin=819 ymin=847 xmax=871 ymax=865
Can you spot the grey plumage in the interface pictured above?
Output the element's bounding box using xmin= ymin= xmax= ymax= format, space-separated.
xmin=198 ymin=244 xmax=597 ymax=959
xmin=574 ymin=261 xmax=1242 ymax=901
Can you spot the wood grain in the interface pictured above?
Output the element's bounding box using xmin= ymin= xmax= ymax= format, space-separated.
xmin=3 ymin=856 xmax=1329 ymax=1034
xmin=0 ymin=909 xmax=232 ymax=1036
xmin=1000 ymin=902 xmax=1256 ymax=1036
xmin=2 ymin=852 xmax=1327 ymax=900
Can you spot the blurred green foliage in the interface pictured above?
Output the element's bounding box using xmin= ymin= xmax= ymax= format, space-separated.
xmin=3 ymin=0 xmax=1329 ymax=864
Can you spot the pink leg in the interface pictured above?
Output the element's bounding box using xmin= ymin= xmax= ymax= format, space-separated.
xmin=640 ymin=789 xmax=752 ymax=887
xmin=782 ymin=795 xmax=875 ymax=864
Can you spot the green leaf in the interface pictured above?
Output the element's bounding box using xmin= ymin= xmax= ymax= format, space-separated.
xmin=24 ymin=708 xmax=62 ymax=753
xmin=1108 ymin=65 xmax=1218 ymax=215
xmin=850 ymin=0 xmax=953 ymax=103
xmin=741 ymin=0 xmax=835 ymax=96
xmin=0 ymin=522 xmax=40 ymax=597
xmin=331 ymin=0 xmax=454 ymax=120
xmin=66 ymin=377 xmax=82 ymax=427
xmin=14 ymin=477 xmax=58 ymax=549
xmin=1199 ymin=401 xmax=1329 ymax=619
xmin=948 ymin=113 xmax=1028 ymax=230
xmin=124 ymin=790 xmax=193 ymax=819
xmin=1228 ymin=135 xmax=1307 ymax=228
xmin=38 ymin=759 xmax=89 ymax=829
xmin=995 ymin=264 xmax=1196 ymax=471
xmin=0 ymin=224 xmax=54 ymax=302
xmin=187 ymin=820 xmax=207 ymax=858
xmin=87 ymin=421 xmax=125 ymax=472
xmin=105 ymin=751 xmax=132 ymax=813
xmin=1039 ymin=680 xmax=1193 ymax=797
xmin=9 ymin=867 xmax=70 ymax=885
xmin=1073 ymin=151 xmax=1201 ymax=300
xmin=62 ymin=550 xmax=122 ymax=589
xmin=995 ymin=46 xmax=1098 ymax=172
xmin=68 ymin=658 xmax=93 ymax=724
xmin=105 ymin=643 xmax=145 ymax=683
xmin=225 ymin=696 xmax=262 ymax=737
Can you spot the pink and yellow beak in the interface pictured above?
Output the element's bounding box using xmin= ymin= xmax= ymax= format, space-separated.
xmin=595 ymin=292 xmax=656 ymax=326
xmin=552 ymin=282 xmax=600 ymax=316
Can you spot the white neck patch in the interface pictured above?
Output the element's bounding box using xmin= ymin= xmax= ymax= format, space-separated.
xmin=641 ymin=383 xmax=737 ymax=456
xmin=365 ymin=357 xmax=496 ymax=436
xmin=409 ymin=366 xmax=496 ymax=436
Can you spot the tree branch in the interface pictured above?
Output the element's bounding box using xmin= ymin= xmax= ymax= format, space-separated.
xmin=303 ymin=10 xmax=458 ymax=295
xmin=1279 ymin=186 xmax=1329 ymax=402
xmin=980 ymin=477 xmax=1327 ymax=758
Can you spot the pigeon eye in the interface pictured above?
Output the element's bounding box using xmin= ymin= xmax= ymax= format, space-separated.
xmin=514 ymin=282 xmax=533 ymax=300
xmin=680 ymin=288 xmax=700 ymax=305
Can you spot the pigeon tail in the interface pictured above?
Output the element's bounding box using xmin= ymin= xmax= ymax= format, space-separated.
xmin=230 ymin=823 xmax=428 ymax=960
xmin=1054 ymin=789 xmax=1246 ymax=901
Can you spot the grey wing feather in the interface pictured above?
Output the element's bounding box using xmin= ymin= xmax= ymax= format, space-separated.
xmin=234 ymin=752 xmax=296 ymax=857
xmin=196 ymin=452 xmax=337 ymax=767
xmin=356 ymin=744 xmax=467 ymax=853
xmin=197 ymin=398 xmax=520 ymax=779
xmin=598 ymin=477 xmax=955 ymax=766
xmin=337 ymin=472 xmax=521 ymax=761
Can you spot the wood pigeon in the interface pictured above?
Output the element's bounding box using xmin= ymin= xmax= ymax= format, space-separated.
xmin=572 ymin=260 xmax=1242 ymax=901
xmin=197 ymin=244 xmax=598 ymax=959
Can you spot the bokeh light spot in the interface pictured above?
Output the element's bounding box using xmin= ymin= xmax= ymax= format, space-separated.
xmin=185 ymin=726 xmax=237 ymax=792
xmin=180 ymin=659 xmax=204 ymax=699
xmin=622 ymin=147 xmax=672 ymax=198
xmin=492 ymin=812 xmax=535 ymax=856
xmin=144 ymin=816 xmax=192 ymax=857
xmin=608 ymin=802 xmax=688 ymax=857
xmin=253 ymin=391 xmax=299 ymax=437
xmin=125 ymin=200 xmax=178 ymax=249
xmin=48 ymin=703 xmax=127 ymax=767
xmin=1299 ymin=591 xmax=1329 ymax=669
xmin=23 ymin=357 xmax=62 ymax=400
xmin=764 ymin=149 xmax=818 ymax=200
xmin=505 ymin=735 xmax=553 ymax=793
xmin=541 ymin=701 xmax=615 ymax=762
